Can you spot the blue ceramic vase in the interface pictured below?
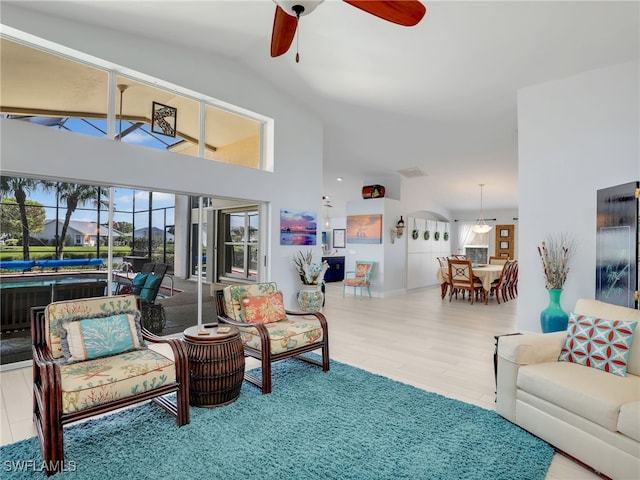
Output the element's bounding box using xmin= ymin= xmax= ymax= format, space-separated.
xmin=540 ymin=288 xmax=569 ymax=333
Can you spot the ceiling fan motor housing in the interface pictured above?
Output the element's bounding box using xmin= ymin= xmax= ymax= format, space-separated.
xmin=274 ymin=0 xmax=324 ymax=17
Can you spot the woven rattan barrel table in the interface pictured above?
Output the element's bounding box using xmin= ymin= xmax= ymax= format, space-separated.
xmin=182 ymin=324 xmax=245 ymax=408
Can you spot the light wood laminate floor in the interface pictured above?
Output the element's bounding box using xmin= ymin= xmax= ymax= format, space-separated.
xmin=1 ymin=283 xmax=598 ymax=479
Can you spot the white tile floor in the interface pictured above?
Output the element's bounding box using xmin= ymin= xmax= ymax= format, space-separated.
xmin=0 ymin=283 xmax=599 ymax=479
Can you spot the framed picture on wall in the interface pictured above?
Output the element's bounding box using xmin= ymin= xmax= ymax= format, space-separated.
xmin=151 ymin=102 xmax=177 ymax=137
xmin=333 ymin=229 xmax=346 ymax=248
xmin=500 ymin=241 xmax=509 ymax=249
xmin=500 ymin=229 xmax=510 ymax=237
xmin=346 ymin=214 xmax=383 ymax=244
xmin=280 ymin=209 xmax=317 ymax=245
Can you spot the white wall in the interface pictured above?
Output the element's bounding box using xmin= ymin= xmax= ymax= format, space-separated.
xmin=407 ymin=217 xmax=452 ymax=289
xmin=517 ymin=60 xmax=639 ymax=332
xmin=344 ymin=198 xmax=407 ymax=297
xmin=0 ymin=5 xmax=325 ymax=306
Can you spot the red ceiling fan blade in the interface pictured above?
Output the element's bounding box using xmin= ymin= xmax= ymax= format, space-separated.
xmin=271 ymin=6 xmax=298 ymax=57
xmin=343 ymin=0 xmax=426 ymax=27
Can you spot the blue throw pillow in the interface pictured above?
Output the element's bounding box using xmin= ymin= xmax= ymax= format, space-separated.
xmin=131 ymin=273 xmax=148 ymax=295
xmin=139 ymin=274 xmax=162 ymax=302
xmin=58 ymin=311 xmax=146 ymax=363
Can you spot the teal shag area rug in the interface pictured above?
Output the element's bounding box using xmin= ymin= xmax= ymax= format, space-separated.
xmin=1 ymin=358 xmax=553 ymax=479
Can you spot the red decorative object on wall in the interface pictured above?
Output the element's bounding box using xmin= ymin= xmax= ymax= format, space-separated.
xmin=362 ymin=185 xmax=385 ymax=199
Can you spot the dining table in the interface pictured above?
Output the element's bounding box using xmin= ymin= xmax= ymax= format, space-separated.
xmin=437 ymin=264 xmax=505 ymax=304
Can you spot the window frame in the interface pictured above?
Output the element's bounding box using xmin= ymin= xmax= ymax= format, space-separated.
xmin=219 ymin=207 xmax=259 ymax=282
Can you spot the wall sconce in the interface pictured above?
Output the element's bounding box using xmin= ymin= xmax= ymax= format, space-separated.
xmin=390 ymin=216 xmax=405 ymax=244
xmin=396 ymin=216 xmax=405 ymax=238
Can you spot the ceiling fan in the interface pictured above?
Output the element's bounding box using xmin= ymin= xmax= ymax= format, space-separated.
xmin=271 ymin=0 xmax=427 ymax=62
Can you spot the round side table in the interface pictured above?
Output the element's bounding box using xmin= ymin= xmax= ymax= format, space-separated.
xmin=182 ymin=324 xmax=245 ymax=408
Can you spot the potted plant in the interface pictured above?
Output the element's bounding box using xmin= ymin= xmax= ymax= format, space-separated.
xmin=537 ymin=233 xmax=575 ymax=333
xmin=293 ymin=250 xmax=329 ymax=312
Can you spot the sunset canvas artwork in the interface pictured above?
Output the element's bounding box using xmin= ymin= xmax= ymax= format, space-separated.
xmin=347 ymin=214 xmax=382 ymax=244
xmin=280 ymin=209 xmax=317 ymax=245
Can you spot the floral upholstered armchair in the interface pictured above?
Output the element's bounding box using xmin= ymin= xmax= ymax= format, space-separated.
xmin=214 ymin=282 xmax=329 ymax=394
xmin=31 ymin=294 xmax=189 ymax=475
xmin=342 ymin=261 xmax=375 ymax=299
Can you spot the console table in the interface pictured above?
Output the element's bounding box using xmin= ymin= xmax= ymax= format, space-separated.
xmin=322 ymin=256 xmax=345 ymax=282
xmin=493 ymin=333 xmax=522 ymax=401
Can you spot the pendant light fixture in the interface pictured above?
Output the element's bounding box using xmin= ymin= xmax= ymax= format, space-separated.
xmin=472 ymin=184 xmax=492 ymax=234
xmin=322 ymin=195 xmax=332 ymax=229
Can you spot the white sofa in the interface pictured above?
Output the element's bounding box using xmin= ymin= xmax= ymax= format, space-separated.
xmin=496 ymin=298 xmax=640 ymax=479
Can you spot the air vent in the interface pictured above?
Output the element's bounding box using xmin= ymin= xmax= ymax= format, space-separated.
xmin=397 ymin=167 xmax=427 ymax=178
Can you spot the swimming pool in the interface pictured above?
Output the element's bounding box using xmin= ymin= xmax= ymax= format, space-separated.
xmin=1 ymin=273 xmax=109 ymax=334
xmin=0 ymin=272 xmax=107 ymax=289
xmin=0 ymin=272 xmax=175 ymax=335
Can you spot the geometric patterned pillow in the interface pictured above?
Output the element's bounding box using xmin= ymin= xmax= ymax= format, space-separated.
xmin=558 ymin=312 xmax=638 ymax=377
xmin=58 ymin=311 xmax=146 ymax=364
xmin=241 ymin=292 xmax=287 ymax=324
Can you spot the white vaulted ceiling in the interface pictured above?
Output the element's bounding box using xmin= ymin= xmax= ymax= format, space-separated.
xmin=2 ymin=1 xmax=639 ymax=213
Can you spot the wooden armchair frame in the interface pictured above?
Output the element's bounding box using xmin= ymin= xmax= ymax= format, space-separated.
xmin=213 ymin=289 xmax=329 ymax=394
xmin=342 ymin=261 xmax=375 ymax=299
xmin=31 ymin=299 xmax=190 ymax=476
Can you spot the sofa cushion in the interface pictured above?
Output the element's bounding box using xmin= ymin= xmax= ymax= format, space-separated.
xmin=558 ymin=313 xmax=637 ymax=377
xmin=131 ymin=273 xmax=148 ymax=295
xmin=517 ymin=361 xmax=640 ymax=432
xmin=58 ymin=312 xmax=146 ymax=363
xmin=241 ymin=292 xmax=286 ymax=324
xmin=139 ymin=273 xmax=162 ymax=302
xmin=45 ymin=295 xmax=139 ymax=360
xmin=618 ymin=401 xmax=640 ymax=442
xmin=223 ymin=283 xmax=279 ymax=322
xmin=574 ymin=299 xmax=640 ymax=376
xmin=59 ymin=348 xmax=175 ymax=414
xmin=238 ymin=316 xmax=323 ymax=354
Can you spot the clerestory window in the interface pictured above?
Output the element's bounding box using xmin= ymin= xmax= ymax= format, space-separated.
xmin=0 ymin=35 xmax=270 ymax=170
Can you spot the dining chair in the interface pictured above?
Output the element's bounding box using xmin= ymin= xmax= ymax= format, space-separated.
xmin=506 ymin=260 xmax=519 ymax=300
xmin=447 ymin=259 xmax=484 ymax=305
xmin=489 ymin=262 xmax=509 ymax=304
xmin=436 ymin=257 xmax=449 ymax=298
xmin=489 ymin=256 xmax=509 ymax=266
xmin=496 ymin=260 xmax=518 ymax=303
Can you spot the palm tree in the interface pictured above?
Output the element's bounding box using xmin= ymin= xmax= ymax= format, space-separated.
xmin=0 ymin=176 xmax=39 ymax=260
xmin=56 ymin=183 xmax=107 ymax=259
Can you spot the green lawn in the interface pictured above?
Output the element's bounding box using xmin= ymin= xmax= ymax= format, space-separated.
xmin=0 ymin=246 xmax=131 ymax=261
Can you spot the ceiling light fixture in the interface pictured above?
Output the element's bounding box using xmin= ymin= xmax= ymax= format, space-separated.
xmin=472 ymin=184 xmax=493 ymax=234
xmin=322 ymin=195 xmax=332 ymax=229
xmin=274 ymin=1 xmax=322 ymax=63
xmin=274 ymin=1 xmax=323 ymax=17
